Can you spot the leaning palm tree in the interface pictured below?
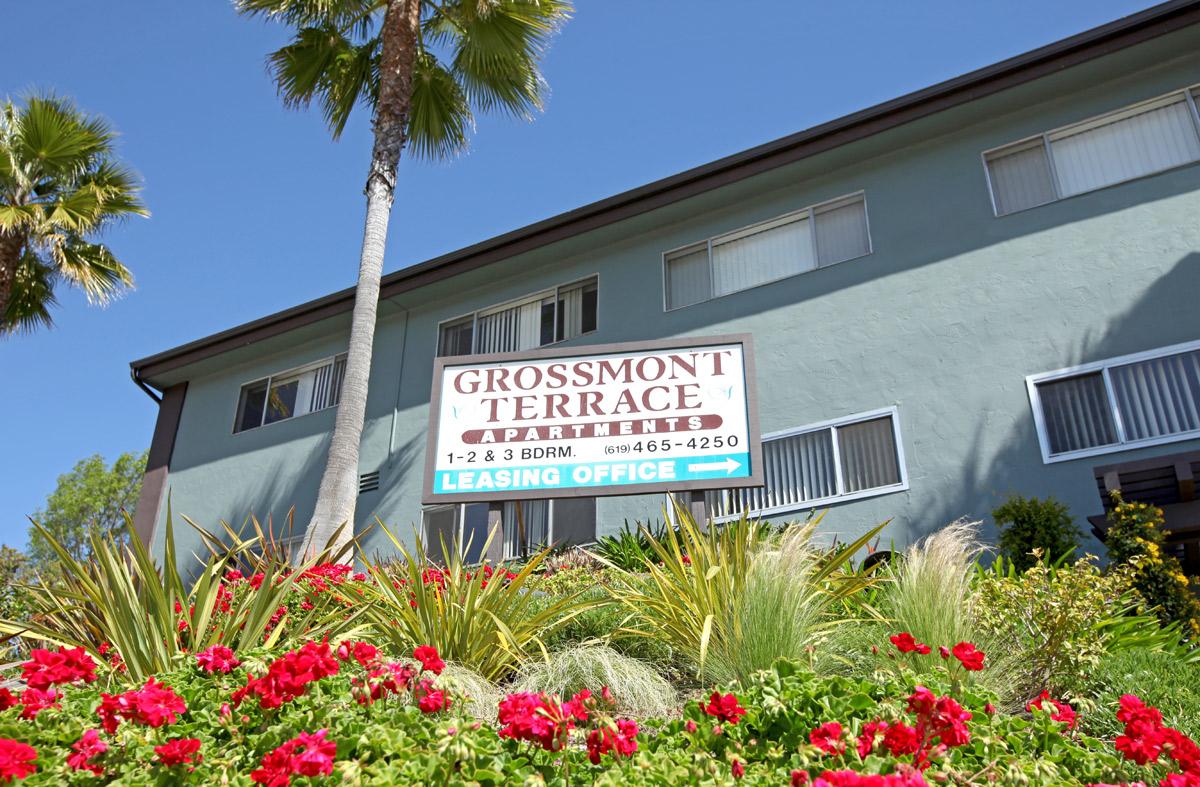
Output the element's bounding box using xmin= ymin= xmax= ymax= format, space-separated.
xmin=0 ymin=95 xmax=147 ymax=334
xmin=238 ymin=0 xmax=572 ymax=557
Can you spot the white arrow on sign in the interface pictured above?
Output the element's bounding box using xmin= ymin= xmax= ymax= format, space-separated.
xmin=687 ymin=458 xmax=741 ymax=475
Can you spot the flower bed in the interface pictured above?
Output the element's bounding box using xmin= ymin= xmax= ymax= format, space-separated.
xmin=0 ymin=628 xmax=1196 ymax=785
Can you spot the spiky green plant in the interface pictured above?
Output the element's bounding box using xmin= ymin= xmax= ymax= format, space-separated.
xmin=609 ymin=503 xmax=883 ymax=680
xmin=0 ymin=507 xmax=365 ymax=683
xmin=884 ymin=518 xmax=982 ymax=649
xmin=361 ymin=523 xmax=601 ymax=681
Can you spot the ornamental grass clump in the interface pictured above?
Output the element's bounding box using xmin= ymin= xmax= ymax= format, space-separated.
xmin=512 ymin=644 xmax=678 ymax=719
xmin=610 ymin=503 xmax=882 ymax=681
xmin=884 ymin=519 xmax=982 ymax=651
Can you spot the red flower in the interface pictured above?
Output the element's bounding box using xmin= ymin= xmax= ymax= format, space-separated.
xmin=196 ymin=645 xmax=240 ymax=674
xmin=951 ymin=642 xmax=985 ymax=671
xmin=702 ymin=692 xmax=747 ymax=724
xmin=882 ymin=723 xmax=922 ymax=757
xmin=20 ymin=646 xmax=96 ymax=690
xmin=95 ymin=678 xmax=186 ymax=731
xmin=0 ymin=739 xmax=36 ymax=783
xmin=586 ymin=719 xmax=639 ymax=763
xmin=251 ymin=730 xmax=335 ymax=785
xmin=290 ymin=730 xmax=337 ymax=777
xmin=336 ymin=641 xmax=378 ymax=668
xmin=814 ymin=770 xmax=928 ymax=786
xmin=154 ymin=738 xmax=202 ymax=767
xmin=0 ymin=690 xmax=16 ymax=712
xmin=1027 ymin=691 xmax=1077 ymax=730
xmin=937 ymin=646 xmax=950 ymax=660
xmin=413 ymin=645 xmax=445 ymax=675
xmin=232 ymin=641 xmax=339 ymax=710
xmin=416 ymin=680 xmax=450 ymax=714
xmin=857 ymin=720 xmax=888 ymax=758
xmin=889 ymin=633 xmax=931 ymax=655
xmin=792 ymin=771 xmax=811 ymax=786
xmin=17 ymin=689 xmax=58 ymax=721
xmin=810 ymin=722 xmax=846 ymax=755
xmin=497 ymin=692 xmax=574 ymax=751
xmin=731 ymin=757 xmax=745 ymax=779
xmin=66 ymin=730 xmax=106 ymax=775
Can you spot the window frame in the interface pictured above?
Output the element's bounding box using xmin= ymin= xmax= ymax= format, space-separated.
xmin=661 ymin=191 xmax=872 ymax=312
xmin=703 ymin=405 xmax=908 ymax=523
xmin=231 ymin=353 xmax=347 ymax=434
xmin=421 ymin=499 xmax=599 ymax=563
xmin=1026 ymin=338 xmax=1200 ymax=464
xmin=982 ymin=83 xmax=1200 ymax=217
xmin=434 ymin=274 xmax=600 ymax=358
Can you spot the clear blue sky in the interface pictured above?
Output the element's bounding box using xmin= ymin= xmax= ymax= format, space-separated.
xmin=0 ymin=0 xmax=1157 ymax=548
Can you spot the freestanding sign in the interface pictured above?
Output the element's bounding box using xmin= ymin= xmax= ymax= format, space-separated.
xmin=422 ymin=334 xmax=762 ymax=503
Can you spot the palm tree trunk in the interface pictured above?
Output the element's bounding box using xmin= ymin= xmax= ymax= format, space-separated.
xmin=300 ymin=0 xmax=422 ymax=560
xmin=0 ymin=229 xmax=25 ymax=324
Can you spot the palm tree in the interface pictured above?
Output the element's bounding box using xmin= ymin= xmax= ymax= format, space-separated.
xmin=0 ymin=95 xmax=147 ymax=334
xmin=237 ymin=0 xmax=572 ymax=557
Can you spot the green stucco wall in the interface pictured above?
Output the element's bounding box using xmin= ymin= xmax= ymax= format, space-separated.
xmin=152 ymin=26 xmax=1200 ymax=562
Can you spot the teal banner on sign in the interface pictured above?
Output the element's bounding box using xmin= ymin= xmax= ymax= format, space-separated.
xmin=433 ymin=452 xmax=751 ymax=494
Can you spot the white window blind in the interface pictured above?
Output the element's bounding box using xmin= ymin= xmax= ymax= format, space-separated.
xmin=234 ymin=354 xmax=347 ymax=433
xmin=984 ymin=140 xmax=1057 ymax=215
xmin=986 ymin=86 xmax=1200 ymax=216
xmin=437 ymin=276 xmax=598 ymax=357
xmin=664 ymin=192 xmax=870 ymax=310
xmin=705 ymin=408 xmax=904 ymax=519
xmin=814 ymin=197 xmax=872 ymax=265
xmin=1030 ymin=342 xmax=1200 ymax=461
xmin=664 ymin=244 xmax=711 ymax=310
xmin=475 ymin=295 xmax=549 ymax=354
xmin=711 ymin=215 xmax=814 ymax=297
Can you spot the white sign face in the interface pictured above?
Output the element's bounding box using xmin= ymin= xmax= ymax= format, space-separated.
xmin=422 ymin=336 xmax=761 ymax=503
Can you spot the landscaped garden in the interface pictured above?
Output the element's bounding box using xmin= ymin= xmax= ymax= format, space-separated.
xmin=0 ymin=496 xmax=1196 ymax=785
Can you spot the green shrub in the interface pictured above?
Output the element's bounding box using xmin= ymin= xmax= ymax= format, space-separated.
xmin=973 ymin=555 xmax=1186 ymax=700
xmin=991 ymin=494 xmax=1081 ymax=572
xmin=512 ymin=644 xmax=678 ymax=718
xmin=1104 ymin=491 xmax=1200 ymax=641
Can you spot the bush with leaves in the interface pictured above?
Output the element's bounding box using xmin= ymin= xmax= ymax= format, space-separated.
xmin=972 ymin=555 xmax=1191 ymax=701
xmin=991 ymin=494 xmax=1080 ymax=572
xmin=1104 ymin=491 xmax=1200 ymax=641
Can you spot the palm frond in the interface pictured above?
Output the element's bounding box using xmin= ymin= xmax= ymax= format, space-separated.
xmin=2 ymin=252 xmax=56 ymax=335
xmin=48 ymin=236 xmax=134 ymax=304
xmin=407 ymin=51 xmax=471 ymax=159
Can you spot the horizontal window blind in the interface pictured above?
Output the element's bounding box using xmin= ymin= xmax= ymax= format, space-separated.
xmin=705 ymin=408 xmax=904 ymax=519
xmin=664 ymin=193 xmax=870 ymax=309
xmin=986 ymin=85 xmax=1200 ymax=215
xmin=1031 ymin=342 xmax=1200 ymax=460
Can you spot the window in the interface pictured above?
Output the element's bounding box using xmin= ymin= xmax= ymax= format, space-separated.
xmin=1028 ymin=340 xmax=1200 ymax=462
xmin=421 ymin=498 xmax=596 ymax=562
xmin=704 ymin=407 xmax=906 ymax=520
xmin=664 ymin=192 xmax=871 ymax=310
xmin=985 ymin=85 xmax=1200 ymax=215
xmin=233 ymin=354 xmax=346 ymax=433
xmin=437 ymin=276 xmax=598 ymax=357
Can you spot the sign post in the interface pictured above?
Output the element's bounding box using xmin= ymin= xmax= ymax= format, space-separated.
xmin=422 ymin=334 xmax=762 ymax=503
